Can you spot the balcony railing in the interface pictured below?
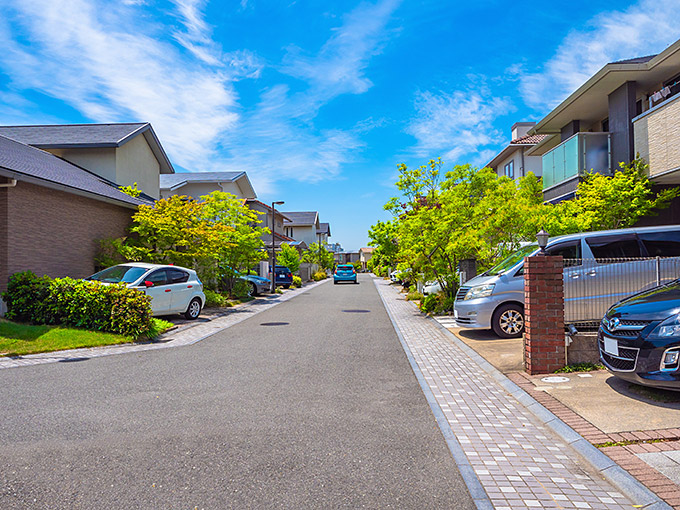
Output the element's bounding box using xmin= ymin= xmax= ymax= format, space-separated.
xmin=542 ymin=132 xmax=611 ymax=191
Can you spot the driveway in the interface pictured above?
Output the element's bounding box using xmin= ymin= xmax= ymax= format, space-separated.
xmin=0 ymin=275 xmax=474 ymax=509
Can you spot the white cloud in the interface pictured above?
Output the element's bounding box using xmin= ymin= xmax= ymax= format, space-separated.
xmin=282 ymin=0 xmax=401 ymax=105
xmin=406 ymin=79 xmax=515 ymax=165
xmin=520 ymin=0 xmax=680 ymax=110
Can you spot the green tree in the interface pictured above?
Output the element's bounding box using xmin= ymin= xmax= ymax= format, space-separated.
xmin=302 ymin=242 xmax=334 ymax=270
xmin=277 ymin=243 xmax=301 ymax=273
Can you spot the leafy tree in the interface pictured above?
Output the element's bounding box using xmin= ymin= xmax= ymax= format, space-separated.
xmin=302 ymin=242 xmax=334 ymax=270
xmin=277 ymin=243 xmax=301 ymax=274
xmin=367 ymin=219 xmax=399 ymax=270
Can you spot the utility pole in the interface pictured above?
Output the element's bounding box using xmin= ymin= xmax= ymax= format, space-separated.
xmin=271 ymin=201 xmax=284 ymax=293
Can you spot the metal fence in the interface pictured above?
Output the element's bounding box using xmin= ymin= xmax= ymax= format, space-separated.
xmin=563 ymin=256 xmax=680 ymax=326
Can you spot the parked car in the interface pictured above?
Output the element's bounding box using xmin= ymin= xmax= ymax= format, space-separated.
xmin=268 ymin=265 xmax=293 ymax=288
xmin=87 ymin=263 xmax=205 ymax=319
xmin=599 ymin=281 xmax=680 ymax=391
xmin=239 ymin=273 xmax=271 ymax=296
xmin=389 ymin=270 xmax=400 ymax=283
xmin=454 ymin=225 xmax=680 ymax=338
xmin=334 ymin=264 xmax=357 ymax=284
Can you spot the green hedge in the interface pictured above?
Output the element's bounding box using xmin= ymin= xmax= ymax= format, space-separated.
xmin=2 ymin=271 xmax=153 ymax=338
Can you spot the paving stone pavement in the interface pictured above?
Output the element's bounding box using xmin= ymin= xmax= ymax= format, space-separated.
xmin=375 ymin=279 xmax=639 ymax=510
xmin=0 ymin=280 xmax=327 ymax=370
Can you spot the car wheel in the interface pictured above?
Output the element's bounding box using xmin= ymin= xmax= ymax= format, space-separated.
xmin=491 ymin=303 xmax=524 ymax=338
xmin=283 ymin=284 xmax=290 ymax=289
xmin=248 ymin=282 xmax=258 ymax=297
xmin=184 ymin=298 xmax=202 ymax=320
xmin=334 ymin=280 xmax=338 ymax=285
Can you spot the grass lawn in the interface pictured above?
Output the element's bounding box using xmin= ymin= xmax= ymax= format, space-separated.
xmin=0 ymin=318 xmax=174 ymax=357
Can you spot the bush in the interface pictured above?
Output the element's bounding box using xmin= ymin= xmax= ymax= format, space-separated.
xmin=204 ymin=289 xmax=228 ymax=307
xmin=406 ymin=291 xmax=424 ymax=301
xmin=2 ymin=272 xmax=153 ymax=338
xmin=419 ymin=293 xmax=454 ymax=315
xmin=292 ymin=275 xmax=302 ymax=287
xmin=312 ymin=271 xmax=327 ymax=281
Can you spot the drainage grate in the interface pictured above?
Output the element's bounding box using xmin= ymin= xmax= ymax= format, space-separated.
xmin=260 ymin=322 xmax=289 ymax=326
xmin=342 ymin=309 xmax=370 ymax=313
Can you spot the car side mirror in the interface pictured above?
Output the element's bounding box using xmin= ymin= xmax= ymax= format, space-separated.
xmin=143 ymin=280 xmax=154 ymax=288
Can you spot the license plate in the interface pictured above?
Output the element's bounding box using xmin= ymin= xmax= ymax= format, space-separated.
xmin=454 ymin=309 xmax=458 ymax=319
xmin=603 ymin=336 xmax=619 ymax=356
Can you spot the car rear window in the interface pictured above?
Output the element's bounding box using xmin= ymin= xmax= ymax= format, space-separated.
xmin=586 ymin=234 xmax=641 ymax=259
xmin=639 ymin=231 xmax=680 ymax=257
xmin=167 ymin=268 xmax=190 ymax=283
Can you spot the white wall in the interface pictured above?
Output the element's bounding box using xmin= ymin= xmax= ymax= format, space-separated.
xmin=48 ymin=147 xmax=117 ymax=183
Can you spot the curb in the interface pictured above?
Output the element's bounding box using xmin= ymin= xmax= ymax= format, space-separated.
xmin=374 ymin=280 xmax=493 ymax=510
xmin=426 ymin=314 xmax=672 ymax=510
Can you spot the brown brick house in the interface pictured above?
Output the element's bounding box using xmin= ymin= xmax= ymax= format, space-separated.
xmin=0 ymin=134 xmax=154 ymax=296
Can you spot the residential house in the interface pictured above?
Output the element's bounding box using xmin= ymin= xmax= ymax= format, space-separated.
xmin=159 ymin=171 xmax=256 ymax=200
xmin=528 ymin=38 xmax=680 ymax=211
xmin=358 ymin=247 xmax=374 ymax=271
xmin=282 ymin=211 xmax=322 ymax=247
xmin=245 ymin=199 xmax=307 ymax=253
xmin=317 ymin=222 xmax=331 ymax=248
xmin=486 ymin=122 xmax=547 ymax=182
xmin=0 ymin=123 xmax=173 ymax=199
xmin=0 ymin=134 xmax=154 ymax=295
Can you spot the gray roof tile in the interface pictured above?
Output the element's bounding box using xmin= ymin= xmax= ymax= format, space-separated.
xmin=0 ymin=134 xmax=152 ymax=207
xmin=0 ymin=123 xmax=148 ymax=147
xmin=282 ymin=211 xmax=318 ymax=226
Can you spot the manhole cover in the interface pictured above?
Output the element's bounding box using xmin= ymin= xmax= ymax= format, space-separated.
xmin=260 ymin=322 xmax=289 ymax=326
xmin=342 ymin=309 xmax=370 ymax=313
xmin=540 ymin=376 xmax=570 ymax=383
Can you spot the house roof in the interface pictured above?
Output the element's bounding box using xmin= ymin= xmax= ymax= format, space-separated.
xmin=359 ymin=247 xmax=375 ymax=253
xmin=160 ymin=171 xmax=256 ymax=198
xmin=485 ymin=133 xmax=549 ymax=169
xmin=317 ymin=222 xmax=330 ymax=236
xmin=244 ymin=199 xmax=291 ymax=221
xmin=0 ymin=134 xmax=153 ymax=208
xmin=0 ymin=122 xmax=174 ymax=173
xmin=530 ymin=39 xmax=680 ymax=136
xmin=282 ymin=211 xmax=319 ymax=226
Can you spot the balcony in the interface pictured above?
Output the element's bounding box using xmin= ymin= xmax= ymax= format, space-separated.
xmin=542 ymin=133 xmax=611 ymax=191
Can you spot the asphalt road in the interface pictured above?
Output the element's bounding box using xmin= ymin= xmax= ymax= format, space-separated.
xmin=0 ymin=275 xmax=474 ymax=509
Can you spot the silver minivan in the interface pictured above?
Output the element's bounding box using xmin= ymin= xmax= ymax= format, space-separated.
xmin=453 ymin=225 xmax=680 ymax=338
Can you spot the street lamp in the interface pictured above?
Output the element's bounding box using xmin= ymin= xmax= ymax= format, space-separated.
xmin=536 ymin=228 xmax=549 ymax=255
xmin=271 ymin=201 xmax=284 ymax=293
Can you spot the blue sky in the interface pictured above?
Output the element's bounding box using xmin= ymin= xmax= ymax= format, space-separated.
xmin=2 ymin=1 xmax=680 ymax=250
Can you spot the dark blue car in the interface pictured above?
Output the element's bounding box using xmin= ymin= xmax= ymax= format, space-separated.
xmin=269 ymin=265 xmax=293 ymax=288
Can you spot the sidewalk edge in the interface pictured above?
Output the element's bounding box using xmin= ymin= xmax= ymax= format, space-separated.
xmin=426 ymin=315 xmax=671 ymax=510
xmin=375 ymin=281 xmax=493 ymax=510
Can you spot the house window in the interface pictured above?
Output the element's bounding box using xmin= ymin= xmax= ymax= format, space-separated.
xmin=504 ymin=161 xmax=514 ymax=179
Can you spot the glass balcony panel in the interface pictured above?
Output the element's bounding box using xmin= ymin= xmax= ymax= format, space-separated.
xmin=542 ymin=133 xmax=610 ymax=190
xmin=583 ymin=133 xmax=610 ymax=175
xmin=564 ymin=136 xmax=579 ymax=180
xmin=542 ymin=151 xmax=554 ymax=189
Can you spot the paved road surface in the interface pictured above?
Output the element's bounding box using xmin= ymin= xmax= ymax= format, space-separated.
xmin=0 ymin=275 xmax=474 ymax=509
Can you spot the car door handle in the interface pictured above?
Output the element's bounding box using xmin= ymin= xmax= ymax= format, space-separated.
xmin=587 ymin=271 xmax=597 ymax=277
xmin=165 ymin=289 xmax=171 ymax=292
xmin=569 ymin=274 xmax=579 ymax=279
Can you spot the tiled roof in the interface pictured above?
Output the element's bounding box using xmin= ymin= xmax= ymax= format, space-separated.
xmin=160 ymin=171 xmax=245 ymax=189
xmin=317 ymin=222 xmax=330 ymax=235
xmin=510 ymin=133 xmax=549 ymax=145
xmin=0 ymin=122 xmax=174 ymax=173
xmin=611 ymin=54 xmax=656 ymax=65
xmin=282 ymin=211 xmax=318 ymax=226
xmin=0 ymin=123 xmax=148 ymax=147
xmin=0 ymin=134 xmax=152 ymax=207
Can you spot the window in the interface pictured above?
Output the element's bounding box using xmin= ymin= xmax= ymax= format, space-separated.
xmin=640 ymin=231 xmax=680 ymax=257
xmin=545 ymin=241 xmax=582 ymax=266
xmin=504 ymin=160 xmax=514 ymax=179
xmin=167 ymin=268 xmax=190 ymax=284
xmin=586 ymin=234 xmax=641 ymax=260
xmin=145 ymin=270 xmax=169 ymax=286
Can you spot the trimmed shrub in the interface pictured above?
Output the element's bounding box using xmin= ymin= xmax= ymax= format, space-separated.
xmin=204 ymin=289 xmax=228 ymax=307
xmin=419 ymin=293 xmax=454 ymax=315
xmin=292 ymin=275 xmax=302 ymax=287
xmin=406 ymin=291 xmax=424 ymax=301
xmin=312 ymin=271 xmax=327 ymax=281
xmin=2 ymin=272 xmax=153 ymax=338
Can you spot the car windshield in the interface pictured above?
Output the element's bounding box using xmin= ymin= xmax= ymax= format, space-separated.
xmin=485 ymin=244 xmax=538 ymax=276
xmin=87 ymin=265 xmax=148 ymax=284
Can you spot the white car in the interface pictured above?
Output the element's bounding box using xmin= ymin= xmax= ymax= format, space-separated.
xmin=87 ymin=263 xmax=205 ymax=319
xmin=422 ymin=280 xmax=442 ymax=295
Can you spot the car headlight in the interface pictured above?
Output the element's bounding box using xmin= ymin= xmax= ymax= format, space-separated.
xmin=464 ymin=284 xmax=495 ymax=300
xmin=654 ymin=314 xmax=680 ymax=337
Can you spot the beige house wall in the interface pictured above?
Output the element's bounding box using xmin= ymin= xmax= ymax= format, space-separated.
xmin=116 ymin=134 xmax=161 ymax=198
xmin=284 ymin=225 xmax=317 ymax=246
xmin=47 ymin=147 xmax=117 ymax=183
xmin=634 ymin=95 xmax=680 ymax=182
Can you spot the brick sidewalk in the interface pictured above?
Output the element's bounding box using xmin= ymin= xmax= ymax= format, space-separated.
xmin=0 ymin=280 xmax=327 ymax=370
xmin=375 ymin=278 xmax=648 ymax=510
xmin=509 ymin=372 xmax=680 ymax=509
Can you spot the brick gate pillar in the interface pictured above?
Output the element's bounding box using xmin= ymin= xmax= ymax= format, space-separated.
xmin=524 ymin=255 xmax=565 ymax=375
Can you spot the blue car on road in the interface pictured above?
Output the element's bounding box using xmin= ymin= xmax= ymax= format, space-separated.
xmin=334 ymin=264 xmax=357 ymax=284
